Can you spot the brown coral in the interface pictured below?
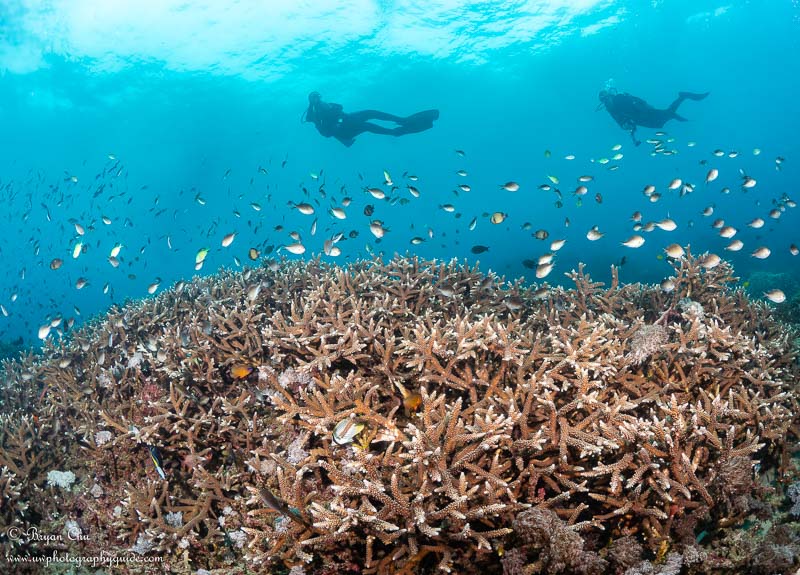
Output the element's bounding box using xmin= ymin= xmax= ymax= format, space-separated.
xmin=0 ymin=254 xmax=798 ymax=574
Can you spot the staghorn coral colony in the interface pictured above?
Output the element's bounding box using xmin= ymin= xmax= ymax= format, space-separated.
xmin=1 ymin=253 xmax=800 ymax=575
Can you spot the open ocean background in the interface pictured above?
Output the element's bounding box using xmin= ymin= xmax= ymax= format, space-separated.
xmin=0 ymin=0 xmax=798 ymax=349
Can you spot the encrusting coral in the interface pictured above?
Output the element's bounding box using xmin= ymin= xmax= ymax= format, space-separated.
xmin=0 ymin=253 xmax=799 ymax=574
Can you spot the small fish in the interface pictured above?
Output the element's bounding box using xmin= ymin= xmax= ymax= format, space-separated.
xmin=403 ymin=392 xmax=423 ymax=413
xmin=147 ymin=279 xmax=160 ymax=294
xmin=258 ymin=486 xmax=310 ymax=528
xmin=719 ymin=226 xmax=737 ymax=239
xmin=407 ymin=186 xmax=420 ymax=198
xmin=660 ymin=278 xmax=676 ymax=293
xmin=438 ymin=286 xmax=455 ymax=297
xmin=547 ymin=175 xmax=559 ymax=184
xmin=294 ymin=202 xmax=315 ymax=215
xmin=764 ymin=289 xmax=786 ymax=304
xmin=655 ymin=218 xmax=677 ymax=231
xmin=458 ymin=184 xmax=471 ymax=192
xmin=533 ymin=229 xmax=549 ymax=240
xmin=333 ymin=418 xmax=365 ymax=445
xmin=148 ymin=445 xmax=167 ymax=480
xmin=664 ymin=244 xmax=685 ymax=259
xmin=471 ymin=245 xmax=489 ymax=254
xmin=490 ymin=212 xmax=507 ymax=224
xmin=751 ymin=246 xmax=771 ymax=259
xmin=369 ymin=220 xmax=387 ymax=238
xmin=505 ymin=295 xmax=524 ymax=311
xmin=535 ymin=262 xmax=554 ymax=279
xmin=668 ymin=178 xmax=682 ymax=190
xmin=790 ymin=244 xmax=799 ymax=256
xmin=725 ymin=239 xmax=744 ymax=252
xmin=38 ymin=323 xmax=52 ymax=339
xmin=586 ymin=226 xmax=603 ymax=241
xmin=330 ymin=207 xmax=347 ymax=220
xmin=502 ymin=182 xmax=520 ymax=192
xmin=468 ymin=217 xmax=477 ymax=231
xmin=532 ymin=287 xmax=549 ymax=299
xmin=622 ymin=235 xmax=645 ymax=248
xmin=230 ymin=363 xmax=254 ymax=379
xmin=550 ymin=239 xmax=566 ymax=251
xmin=249 ymin=248 xmax=260 ymax=260
xmin=705 ymin=168 xmax=719 ymax=183
xmin=699 ymin=253 xmax=721 ymax=269
xmin=50 ymin=258 xmax=63 ymax=270
xmin=221 ymin=233 xmax=236 ymax=247
xmin=283 ymin=243 xmax=306 ymax=255
xmin=196 ymin=247 xmax=210 ymax=264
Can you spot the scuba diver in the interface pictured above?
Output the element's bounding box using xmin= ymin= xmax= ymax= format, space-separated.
xmin=303 ymin=92 xmax=439 ymax=147
xmin=597 ymin=89 xmax=709 ymax=146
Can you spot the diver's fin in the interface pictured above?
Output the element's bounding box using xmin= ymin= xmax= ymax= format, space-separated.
xmin=678 ymin=91 xmax=710 ymax=101
xmin=397 ymin=109 xmax=440 ymax=134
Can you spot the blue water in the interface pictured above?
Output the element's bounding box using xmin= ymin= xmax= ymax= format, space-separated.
xmin=0 ymin=0 xmax=798 ymax=346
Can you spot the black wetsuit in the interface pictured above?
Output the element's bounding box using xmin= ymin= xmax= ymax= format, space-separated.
xmin=600 ymin=91 xmax=709 ymax=146
xmin=305 ymin=97 xmax=439 ymax=147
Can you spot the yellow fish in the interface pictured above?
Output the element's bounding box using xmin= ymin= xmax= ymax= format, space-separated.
xmin=230 ymin=364 xmax=254 ymax=380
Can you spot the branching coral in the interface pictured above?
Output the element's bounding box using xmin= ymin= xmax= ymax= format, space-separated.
xmin=0 ymin=254 xmax=798 ymax=574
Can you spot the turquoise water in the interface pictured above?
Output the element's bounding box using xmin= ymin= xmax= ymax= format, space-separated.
xmin=0 ymin=0 xmax=798 ymax=346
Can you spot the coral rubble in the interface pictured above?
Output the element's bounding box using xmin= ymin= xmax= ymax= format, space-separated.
xmin=1 ymin=254 xmax=799 ymax=574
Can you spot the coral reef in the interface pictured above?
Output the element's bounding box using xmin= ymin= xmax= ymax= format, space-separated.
xmin=1 ymin=254 xmax=799 ymax=574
